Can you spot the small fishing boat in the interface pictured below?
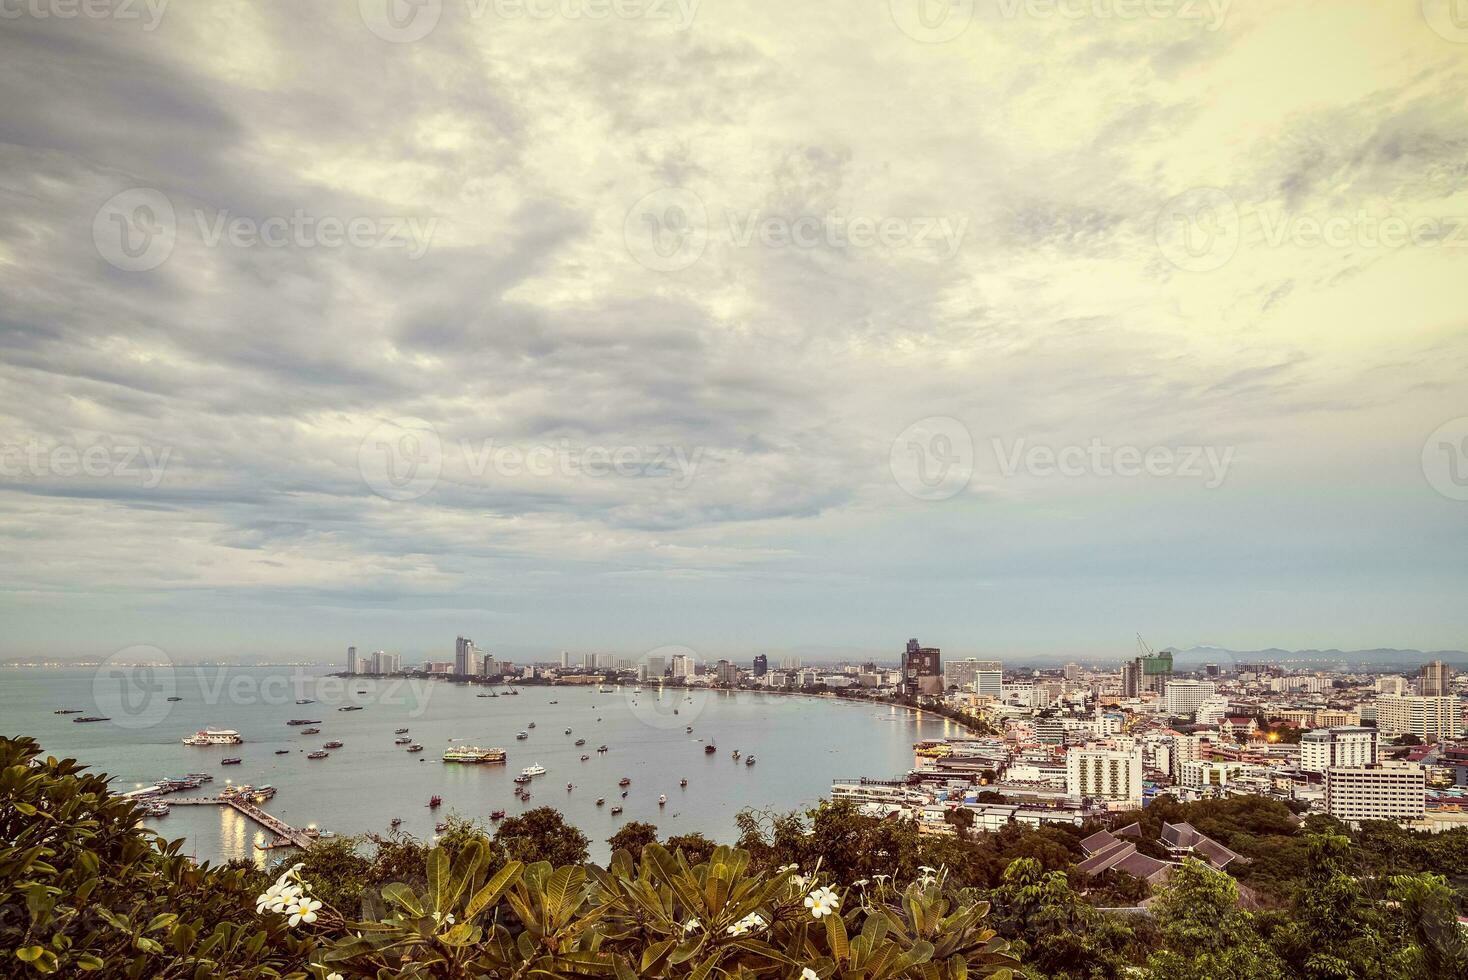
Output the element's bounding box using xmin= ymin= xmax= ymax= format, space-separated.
xmin=490 ymin=809 xmax=506 ymax=820
xmin=435 ymin=821 xmax=449 ymax=832
xmin=745 ymin=756 xmax=756 ymax=766
xmin=274 ymin=749 xmax=290 ymax=755
xmin=680 ymin=778 xmax=688 ymax=787
xmin=394 ymin=728 xmax=409 ymax=734
xmin=323 ymin=740 xmax=343 ymax=749
xmin=731 ymin=750 xmax=740 ymax=760
xmin=595 ymin=797 xmax=605 ymax=806
xmin=564 ymin=728 xmax=572 ymax=735
xmin=597 ymin=745 xmax=608 ymax=753
xmin=610 ymin=806 xmax=623 ymax=815
xmin=580 ymin=754 xmax=590 ymax=761
xmin=427 ymin=795 xmax=442 ymax=808
xmin=221 ymin=757 xmax=242 ymax=765
xmin=528 ymin=722 xmax=536 ymax=729
xmin=575 ymin=738 xmax=585 ymax=746
xmin=659 ymin=794 xmax=667 ymax=805
xmin=407 ymin=744 xmax=424 ymax=752
xmin=618 ymin=777 xmax=631 ymax=787
xmin=704 ymin=744 xmax=716 ymax=754
xmin=394 ymin=737 xmax=411 ymax=745
xmin=516 ymin=732 xmax=529 ymax=740
xmin=303 ymin=727 xmax=321 ymax=735
xmin=306 ymin=752 xmax=327 ymax=760
xmin=390 ymin=817 xmax=402 ymax=828
xmin=567 ymin=782 xmax=574 ymax=791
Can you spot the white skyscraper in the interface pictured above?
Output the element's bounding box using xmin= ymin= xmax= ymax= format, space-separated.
xmin=454 ymin=636 xmax=476 ymax=676
xmin=1301 ymin=726 xmax=1378 ymax=773
xmin=1065 ymin=746 xmax=1143 ymax=807
xmin=1164 ymin=679 xmax=1218 ymax=718
xmin=346 ymin=645 xmax=357 ymax=675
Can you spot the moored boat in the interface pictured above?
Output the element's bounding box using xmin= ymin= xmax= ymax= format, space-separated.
xmin=306 ymin=751 xmax=327 ymax=760
xmin=222 ymin=757 xmax=243 ymax=765
xmin=520 ymin=764 xmax=546 ymax=777
xmin=442 ymin=746 xmax=506 ymax=764
xmin=323 ymin=740 xmax=343 ymax=749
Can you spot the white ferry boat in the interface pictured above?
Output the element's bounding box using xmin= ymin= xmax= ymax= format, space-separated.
xmin=519 ymin=764 xmax=546 ymax=777
xmin=442 ymin=746 xmax=507 ymax=764
xmin=181 ymin=729 xmax=242 ymax=746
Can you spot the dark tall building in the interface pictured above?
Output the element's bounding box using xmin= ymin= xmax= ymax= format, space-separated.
xmin=901 ymin=638 xmax=942 ymax=697
xmin=752 ymin=654 xmax=768 ymax=677
xmin=1421 ymin=660 xmax=1452 ymax=697
xmin=1122 ymin=650 xmax=1172 ymax=697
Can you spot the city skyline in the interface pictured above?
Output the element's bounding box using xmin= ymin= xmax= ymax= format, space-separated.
xmin=2 ymin=2 xmax=1466 ymax=658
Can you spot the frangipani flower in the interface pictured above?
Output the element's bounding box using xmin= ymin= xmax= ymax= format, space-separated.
xmin=726 ymin=912 xmax=768 ymax=936
xmin=683 ymin=917 xmax=701 ymax=933
xmin=326 ymin=974 xmax=344 ymax=980
xmin=286 ymin=895 xmax=322 ymax=927
xmin=801 ymin=969 xmax=820 ymax=980
xmin=804 ymin=885 xmax=840 ymax=919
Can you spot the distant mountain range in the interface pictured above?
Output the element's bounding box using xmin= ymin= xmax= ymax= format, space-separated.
xmin=1157 ymin=646 xmax=1468 ymax=670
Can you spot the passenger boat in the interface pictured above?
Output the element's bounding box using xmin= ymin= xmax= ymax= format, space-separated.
xmin=287 ymin=719 xmax=321 ymax=726
xmin=73 ymin=716 xmax=110 ymax=723
xmin=516 ymin=731 xmax=529 ymax=740
xmin=513 ymin=774 xmax=532 ymax=785
xmin=303 ymin=727 xmax=321 ymax=734
xmin=323 ymin=740 xmax=343 ymax=749
xmin=407 ymin=744 xmax=424 ymax=753
xmin=394 ymin=728 xmax=409 ymax=734
xmin=185 ymin=772 xmax=213 ymax=782
xmin=442 ymin=746 xmax=506 ymax=764
xmin=140 ymin=800 xmax=170 ymax=817
xmin=222 ymin=757 xmax=243 ymax=765
xmin=520 ymin=764 xmax=546 ymax=777
xmin=428 ymin=795 xmax=442 ymax=808
xmin=306 ymin=752 xmax=327 ymax=760
xmin=338 ymin=705 xmax=363 ymax=711
xmin=528 ymin=722 xmax=536 ymax=729
xmin=618 ymin=777 xmax=631 ymax=787
xmin=574 ymin=738 xmax=586 ymax=746
xmin=597 ymin=745 xmax=608 ymax=753
xmin=394 ymin=737 xmax=411 ymax=745
xmin=580 ymin=754 xmax=590 ymax=761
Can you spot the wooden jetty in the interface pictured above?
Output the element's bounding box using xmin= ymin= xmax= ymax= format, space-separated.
xmin=168 ymin=796 xmax=319 ymax=850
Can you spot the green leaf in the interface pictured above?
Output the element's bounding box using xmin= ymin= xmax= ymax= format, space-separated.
xmin=466 ymin=860 xmax=523 ymax=919
xmin=826 ymin=912 xmax=850 ymax=963
xmin=426 ymin=846 xmax=450 ymax=914
xmin=382 ymin=881 xmax=425 ymax=917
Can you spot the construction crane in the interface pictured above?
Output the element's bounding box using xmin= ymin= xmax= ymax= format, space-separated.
xmin=1136 ymin=634 xmax=1155 ymax=658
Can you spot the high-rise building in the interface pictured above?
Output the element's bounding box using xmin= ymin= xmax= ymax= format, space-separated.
xmin=1063 ymin=662 xmax=1080 ymax=682
xmin=715 ymin=660 xmax=737 ymax=685
xmin=370 ymin=650 xmax=400 ymax=675
xmin=1122 ymin=650 xmax=1172 ymax=697
xmin=1065 ymin=746 xmax=1143 ymax=807
xmin=560 ymin=650 xmax=573 ymax=669
xmin=346 ymin=645 xmax=357 ymax=675
xmin=900 ymin=638 xmax=942 ymax=697
xmin=1325 ymin=761 xmax=1426 ymax=825
xmin=752 ymin=654 xmax=768 ymax=677
xmin=670 ymin=654 xmax=694 ymax=679
xmin=454 ymin=636 xmax=476 ymax=676
xmin=1376 ymin=675 xmax=1409 ymax=696
xmin=1420 ymin=661 xmax=1453 ymax=697
xmin=1376 ymin=695 xmax=1462 ymax=742
xmin=1164 ymin=679 xmax=1218 ymax=718
xmin=945 ymin=659 xmax=1001 ymax=697
xmin=644 ymin=655 xmax=666 ymax=679
xmin=595 ymin=653 xmax=615 ymax=671
xmin=1300 ymin=726 xmax=1378 ymax=773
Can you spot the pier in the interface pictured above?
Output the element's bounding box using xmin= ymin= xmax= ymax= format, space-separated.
xmin=168 ymin=796 xmax=319 ymax=849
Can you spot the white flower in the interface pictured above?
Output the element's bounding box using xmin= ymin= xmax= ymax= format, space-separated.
xmin=916 ymin=865 xmax=936 ymax=875
xmin=682 ymin=917 xmax=701 ymax=933
xmin=801 ymin=970 xmax=820 ymax=980
xmin=804 ymin=886 xmax=840 ymax=919
xmin=256 ymin=881 xmax=302 ymax=914
xmin=285 ymin=895 xmax=322 ymax=927
xmin=788 ymin=873 xmax=812 ymax=892
xmin=431 ymin=911 xmax=456 ymax=926
xmin=778 ymin=863 xmax=800 ymax=873
xmin=852 ymin=879 xmax=871 ymax=888
xmin=726 ymin=911 xmax=768 ymax=936
xmin=326 ymin=974 xmax=344 ymax=980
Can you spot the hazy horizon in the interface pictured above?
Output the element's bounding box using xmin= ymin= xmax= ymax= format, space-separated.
xmin=2 ymin=1 xmax=1465 ymax=659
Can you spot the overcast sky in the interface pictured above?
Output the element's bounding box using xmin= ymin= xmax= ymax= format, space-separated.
xmin=1 ymin=0 xmax=1465 ymax=663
